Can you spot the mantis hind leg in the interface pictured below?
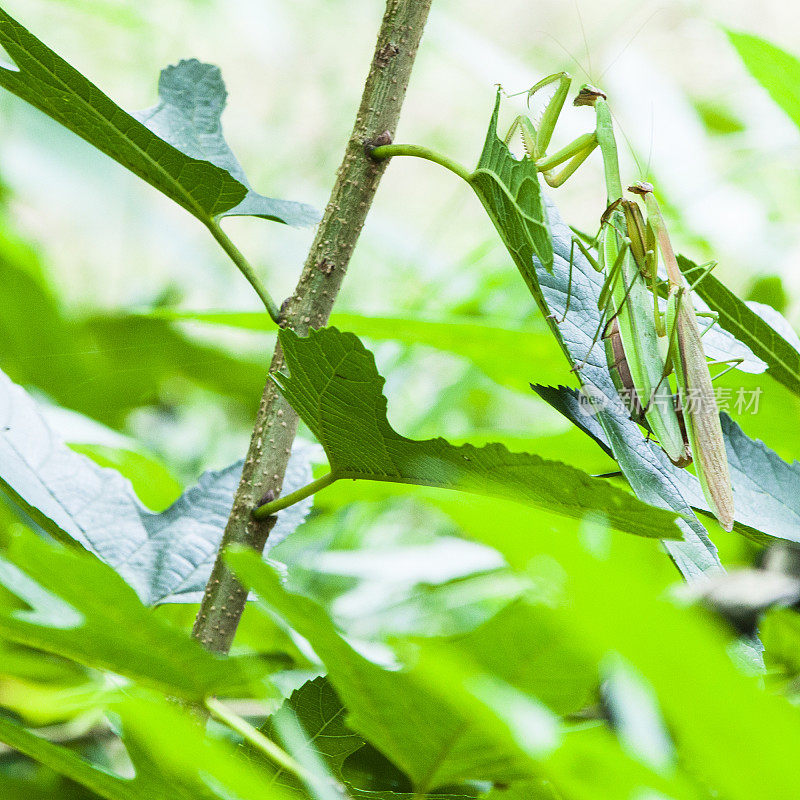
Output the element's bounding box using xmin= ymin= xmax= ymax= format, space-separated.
xmin=571 ymin=240 xmax=633 ymax=373
xmin=554 ymin=236 xmax=602 ymax=323
xmin=709 ymin=358 xmax=745 ymax=381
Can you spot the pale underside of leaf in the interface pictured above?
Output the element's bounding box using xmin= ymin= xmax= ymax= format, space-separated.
xmin=0 ymin=8 xmax=244 ymax=219
xmin=0 ymin=366 xmax=313 ymax=605
xmin=535 ymin=384 xmax=800 ymax=547
xmin=0 ymin=10 xmax=319 ymax=227
xmin=133 ymin=58 xmax=320 ymax=227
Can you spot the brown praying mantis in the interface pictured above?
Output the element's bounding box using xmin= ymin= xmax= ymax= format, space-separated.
xmin=629 ymin=181 xmax=735 ymax=531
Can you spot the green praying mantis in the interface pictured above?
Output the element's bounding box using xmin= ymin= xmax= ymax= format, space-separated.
xmin=505 ymin=73 xmax=734 ymax=530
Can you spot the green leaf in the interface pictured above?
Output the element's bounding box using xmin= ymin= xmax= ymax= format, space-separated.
xmin=0 ymin=8 xmax=241 ymax=218
xmin=145 ymin=308 xmax=567 ymax=394
xmin=0 ymin=692 xmax=295 ymax=800
xmin=333 ymin=313 xmax=564 ymax=391
xmin=409 ymin=643 xmax=701 ymax=800
xmin=713 ymin=415 xmax=800 ymax=544
xmin=438 ymin=493 xmax=800 ymax=800
xmin=139 ymin=310 xmax=616 ymax=472
xmin=468 ymin=91 xmax=554 ymax=313
xmin=274 ymin=326 xmax=680 ymax=540
xmin=262 ymin=676 xmax=366 ymax=782
xmin=68 ymin=444 xmax=182 ymax=512
xmin=0 ymin=640 xmax=85 ymax=684
xmin=133 ymin=59 xmax=319 ymax=226
xmin=535 ymin=386 xmax=800 ymax=546
xmin=0 ymin=9 xmax=317 ymax=226
xmin=0 ymin=526 xmax=266 ymax=700
xmin=0 ymin=235 xmax=270 ymax=428
xmin=726 ymin=29 xmax=800 ymax=131
xmin=227 ymin=551 xmax=544 ymax=791
xmin=0 ymin=365 xmax=314 ymax=604
xmin=0 ymin=714 xmax=140 ymax=800
xmin=679 ymin=255 xmax=800 ymax=397
xmin=76 ymin=314 xmax=268 ymax=425
xmin=230 ymin=551 xmax=706 ymax=800
xmin=692 ymin=97 xmax=746 ymax=135
xmin=761 ymin=607 xmax=800 ymax=678
xmin=438 ymin=598 xmax=596 ymax=716
xmin=599 ymin=654 xmax=675 ymax=772
xmin=746 ymin=274 xmax=789 ymax=314
xmin=117 ymin=693 xmax=293 ymax=800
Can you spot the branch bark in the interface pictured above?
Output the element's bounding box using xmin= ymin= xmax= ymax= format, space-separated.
xmin=192 ymin=0 xmax=433 ymax=653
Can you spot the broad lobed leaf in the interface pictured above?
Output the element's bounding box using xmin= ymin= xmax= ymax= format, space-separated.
xmin=230 ymin=548 xmax=711 ymax=799
xmin=133 ymin=58 xmax=319 ymax=226
xmin=0 ymin=8 xmax=317 ymax=226
xmin=255 ymin=676 xmax=366 ymax=792
xmin=144 ymin=307 xmax=567 ymax=394
xmin=0 ymin=7 xmax=242 ymax=219
xmin=227 ymin=550 xmax=554 ymax=791
xmin=433 ymin=493 xmax=800 ymax=800
xmin=679 ymin=255 xmax=800 ymax=398
xmin=0 ymin=691 xmax=294 ymax=800
xmin=0 ymin=364 xmax=313 ymax=604
xmin=468 ymin=91 xmax=554 ymax=306
xmin=537 ymin=384 xmax=800 ymax=546
xmin=274 ymin=325 xmax=681 ymax=540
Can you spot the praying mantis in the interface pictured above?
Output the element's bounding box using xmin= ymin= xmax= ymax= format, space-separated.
xmin=630 ymin=181 xmax=735 ymax=531
xmin=508 ymin=76 xmax=687 ymax=461
xmin=370 ymin=72 xmax=736 ymax=531
xmin=506 ymin=73 xmax=734 ymax=530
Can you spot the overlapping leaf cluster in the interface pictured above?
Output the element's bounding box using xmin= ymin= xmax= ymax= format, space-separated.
xmin=3 ymin=6 xmax=800 ymax=800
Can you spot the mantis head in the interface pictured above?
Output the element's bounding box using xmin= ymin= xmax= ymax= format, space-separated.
xmin=573 ymin=84 xmax=606 ymax=107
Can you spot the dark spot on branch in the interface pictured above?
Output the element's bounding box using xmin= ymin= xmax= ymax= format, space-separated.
xmin=317 ymin=257 xmax=335 ymax=276
xmin=255 ymin=489 xmax=276 ymax=509
xmin=364 ymin=129 xmax=393 ymax=156
xmin=375 ymin=41 xmax=400 ymax=67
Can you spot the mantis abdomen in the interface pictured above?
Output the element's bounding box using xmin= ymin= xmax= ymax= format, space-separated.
xmin=669 ymin=287 xmax=735 ymax=531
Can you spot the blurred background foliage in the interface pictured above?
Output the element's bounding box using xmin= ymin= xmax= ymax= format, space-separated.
xmin=2 ymin=0 xmax=800 ymax=793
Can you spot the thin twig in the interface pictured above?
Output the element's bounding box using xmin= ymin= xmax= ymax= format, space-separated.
xmin=205 ymin=697 xmax=312 ymax=781
xmin=192 ymin=0 xmax=434 ymax=654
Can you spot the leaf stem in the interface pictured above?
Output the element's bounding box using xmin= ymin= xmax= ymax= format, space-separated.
xmin=253 ymin=472 xmax=337 ymax=519
xmin=206 ymin=219 xmax=280 ymax=322
xmin=204 ymin=697 xmax=312 ymax=781
xmin=370 ymin=143 xmax=472 ymax=183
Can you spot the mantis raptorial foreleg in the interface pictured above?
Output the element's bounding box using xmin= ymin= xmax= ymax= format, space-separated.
xmin=504 ymin=73 xmax=600 ymax=188
xmin=629 ymin=182 xmax=735 ymax=532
